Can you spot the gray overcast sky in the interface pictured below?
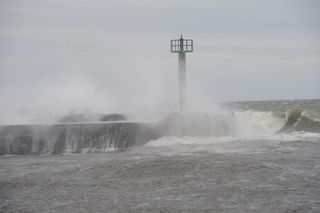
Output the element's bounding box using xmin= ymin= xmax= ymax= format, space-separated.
xmin=0 ymin=0 xmax=320 ymax=123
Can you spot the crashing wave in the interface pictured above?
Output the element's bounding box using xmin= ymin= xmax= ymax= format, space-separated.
xmin=278 ymin=107 xmax=320 ymax=133
xmin=156 ymin=111 xmax=237 ymax=137
xmin=1 ymin=107 xmax=319 ymax=155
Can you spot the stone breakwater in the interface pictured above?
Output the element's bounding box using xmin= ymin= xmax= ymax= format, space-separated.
xmin=0 ymin=122 xmax=158 ymax=155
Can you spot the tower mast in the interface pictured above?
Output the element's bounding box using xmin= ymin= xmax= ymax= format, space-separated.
xmin=170 ymin=35 xmax=193 ymax=111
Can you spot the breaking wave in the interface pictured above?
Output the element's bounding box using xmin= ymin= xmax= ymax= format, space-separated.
xmin=278 ymin=108 xmax=320 ymax=133
xmin=156 ymin=109 xmax=285 ymax=138
xmin=146 ymin=108 xmax=320 ymax=149
xmin=1 ymin=107 xmax=319 ymax=155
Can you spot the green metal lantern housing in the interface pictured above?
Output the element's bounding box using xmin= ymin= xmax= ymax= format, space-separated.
xmin=171 ymin=36 xmax=193 ymax=53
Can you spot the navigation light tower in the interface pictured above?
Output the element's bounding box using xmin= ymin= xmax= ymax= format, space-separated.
xmin=170 ymin=35 xmax=193 ymax=111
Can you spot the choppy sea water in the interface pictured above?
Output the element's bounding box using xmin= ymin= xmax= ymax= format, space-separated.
xmin=1 ymin=99 xmax=320 ymax=212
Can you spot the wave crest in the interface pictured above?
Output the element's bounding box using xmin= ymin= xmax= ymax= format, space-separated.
xmin=278 ymin=108 xmax=320 ymax=133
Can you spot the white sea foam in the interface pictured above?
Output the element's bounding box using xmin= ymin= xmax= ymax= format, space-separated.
xmin=234 ymin=110 xmax=284 ymax=136
xmin=144 ymin=132 xmax=320 ymax=156
xmin=145 ymin=109 xmax=319 ymax=154
xmin=146 ymin=132 xmax=320 ymax=148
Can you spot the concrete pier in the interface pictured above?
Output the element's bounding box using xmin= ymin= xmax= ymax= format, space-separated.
xmin=0 ymin=122 xmax=158 ymax=155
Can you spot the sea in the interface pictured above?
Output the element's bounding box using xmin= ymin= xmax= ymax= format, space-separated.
xmin=1 ymin=99 xmax=320 ymax=213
